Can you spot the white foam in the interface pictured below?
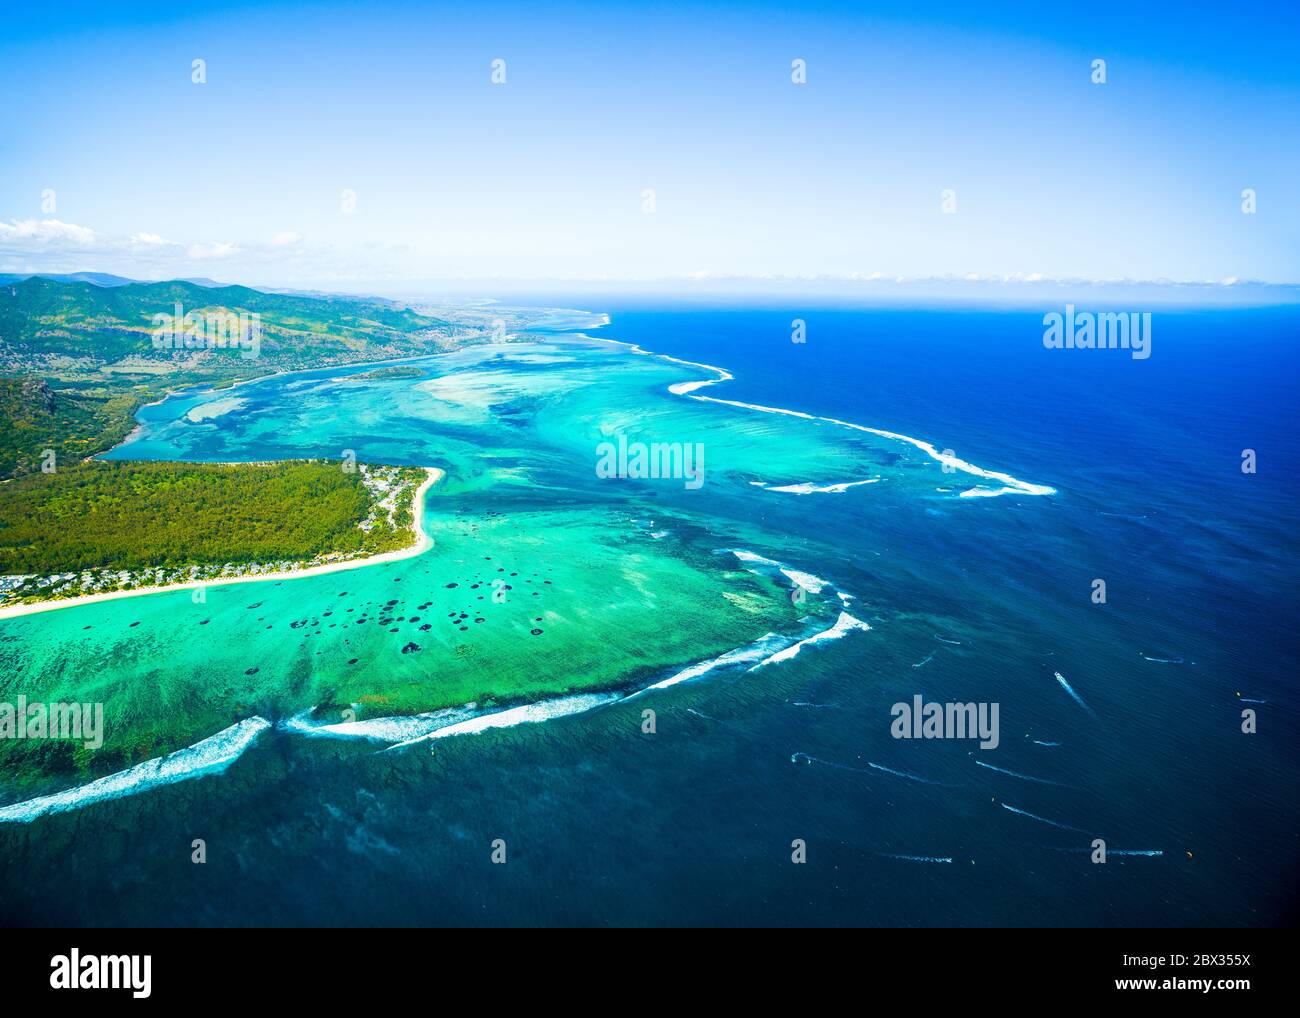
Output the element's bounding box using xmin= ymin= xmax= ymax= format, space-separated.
xmin=279 ymin=705 xmax=481 ymax=742
xmin=0 ymin=717 xmax=270 ymax=824
xmin=759 ymin=478 xmax=881 ymax=494
xmin=696 ymin=394 xmax=1056 ymax=498
xmin=1054 ymin=671 xmax=1098 ymax=719
xmin=748 ymin=611 xmax=872 ymax=670
xmin=634 ymin=632 xmax=792 ymax=693
xmin=390 ymin=692 xmax=622 ymax=747
xmin=589 ymin=331 xmax=1055 ymax=498
xmin=726 ymin=549 xmax=831 ymax=594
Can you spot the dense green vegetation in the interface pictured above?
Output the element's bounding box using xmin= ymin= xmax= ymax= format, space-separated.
xmin=0 ymin=378 xmax=136 ymax=477
xmin=0 ymin=460 xmax=424 ymax=577
xmin=0 ymin=276 xmax=450 ymax=365
xmin=351 ymin=365 xmax=427 ymax=379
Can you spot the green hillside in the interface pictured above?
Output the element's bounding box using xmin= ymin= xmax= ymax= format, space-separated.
xmin=0 ymin=277 xmax=462 ymax=479
xmin=0 ymin=276 xmax=451 ymax=367
xmin=0 ymin=378 xmax=142 ymax=478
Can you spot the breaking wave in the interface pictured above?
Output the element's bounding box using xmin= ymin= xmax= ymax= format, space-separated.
xmin=0 ymin=717 xmax=270 ymax=824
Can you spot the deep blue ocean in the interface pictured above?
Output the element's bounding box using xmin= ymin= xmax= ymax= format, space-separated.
xmin=2 ymin=301 xmax=1295 ymax=927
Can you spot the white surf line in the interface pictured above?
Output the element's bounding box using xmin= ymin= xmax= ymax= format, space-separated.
xmin=580 ymin=331 xmax=1058 ymax=499
xmin=279 ymin=703 xmax=481 ymax=742
xmin=1053 ymin=671 xmax=1098 ymax=719
xmin=723 ymin=548 xmax=831 ymax=595
xmin=748 ymin=611 xmax=872 ymax=670
xmin=752 ymin=478 xmax=882 ymax=494
xmin=596 ymin=334 xmax=1055 ymax=498
xmin=376 ymin=619 xmax=856 ymax=752
xmin=0 ymin=717 xmax=271 ymax=824
xmin=632 ymin=633 xmax=791 ymax=694
xmin=694 ymin=390 xmax=1054 ymax=498
xmin=875 ymin=852 xmax=954 ymax=864
xmin=387 ymin=692 xmax=623 ymax=749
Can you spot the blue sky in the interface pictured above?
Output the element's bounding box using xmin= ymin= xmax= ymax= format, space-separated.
xmin=1 ymin=1 xmax=1297 ymax=294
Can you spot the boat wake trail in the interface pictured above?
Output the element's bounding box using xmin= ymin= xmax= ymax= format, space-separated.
xmin=1001 ymin=803 xmax=1093 ymax=835
xmin=868 ymin=761 xmax=963 ymax=786
xmin=790 ymin=752 xmax=874 ymax=774
xmin=1054 ymin=671 xmax=1098 ymax=719
xmin=975 ymin=760 xmax=1076 ymax=787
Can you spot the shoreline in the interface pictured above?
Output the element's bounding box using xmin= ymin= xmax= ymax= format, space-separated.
xmin=99 ymin=354 xmax=444 ymax=458
xmin=0 ymin=466 xmax=444 ymax=621
xmin=97 ymin=305 xmax=608 ymax=459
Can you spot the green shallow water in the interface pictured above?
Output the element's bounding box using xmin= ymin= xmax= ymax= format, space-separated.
xmin=2 ymin=337 xmax=889 ymax=795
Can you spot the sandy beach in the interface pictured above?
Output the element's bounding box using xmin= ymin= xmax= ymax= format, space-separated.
xmin=0 ymin=466 xmax=444 ymax=621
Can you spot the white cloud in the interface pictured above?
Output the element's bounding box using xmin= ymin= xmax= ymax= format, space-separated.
xmin=0 ymin=218 xmax=98 ymax=247
xmin=186 ymin=242 xmax=240 ymax=260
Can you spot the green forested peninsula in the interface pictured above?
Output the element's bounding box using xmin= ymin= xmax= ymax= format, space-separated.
xmin=0 ymin=460 xmax=426 ymax=603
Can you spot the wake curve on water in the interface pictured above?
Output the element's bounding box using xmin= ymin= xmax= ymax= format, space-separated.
xmin=1001 ymin=803 xmax=1093 ymax=835
xmin=868 ymin=761 xmax=962 ymax=786
xmin=0 ymin=717 xmax=270 ymax=824
xmin=1054 ymin=671 xmax=1098 ymax=719
xmin=975 ymin=760 xmax=1076 ymax=787
xmin=1047 ymin=847 xmax=1164 ymax=857
xmin=791 ymin=752 xmax=874 ymax=774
